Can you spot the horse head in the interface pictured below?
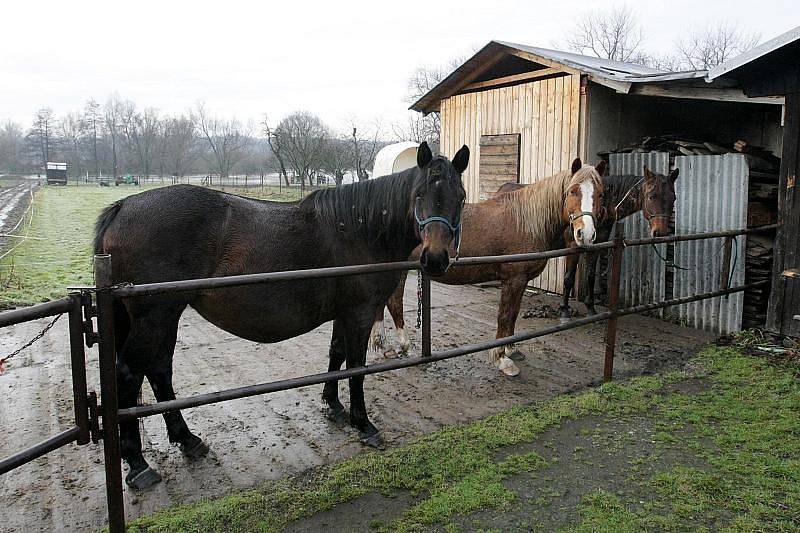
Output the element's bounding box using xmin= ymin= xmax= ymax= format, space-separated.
xmin=411 ymin=142 xmax=468 ymax=276
xmin=563 ymin=158 xmax=604 ymax=246
xmin=641 ymin=165 xmax=679 ymax=237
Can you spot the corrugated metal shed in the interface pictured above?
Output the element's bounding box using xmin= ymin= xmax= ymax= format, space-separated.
xmin=609 ymin=153 xmax=669 ymax=311
xmin=673 ymin=154 xmax=749 ymax=334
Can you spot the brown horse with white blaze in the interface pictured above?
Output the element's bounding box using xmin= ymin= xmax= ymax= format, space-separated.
xmin=370 ymin=158 xmax=605 ymax=376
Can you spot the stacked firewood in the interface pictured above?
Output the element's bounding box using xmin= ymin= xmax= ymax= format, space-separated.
xmin=602 ymin=135 xmax=781 ymax=173
xmin=744 ymin=166 xmax=779 ymax=328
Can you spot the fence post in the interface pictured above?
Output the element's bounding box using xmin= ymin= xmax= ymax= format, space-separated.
xmin=67 ymin=293 xmax=90 ymax=445
xmin=720 ymin=236 xmax=733 ymax=297
xmin=421 ymin=271 xmax=432 ymax=357
xmin=603 ymin=222 xmax=625 ymax=382
xmin=94 ymin=254 xmax=126 ymax=533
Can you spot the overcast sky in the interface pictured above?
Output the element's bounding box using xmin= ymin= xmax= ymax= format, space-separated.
xmin=1 ymin=0 xmax=797 ymax=133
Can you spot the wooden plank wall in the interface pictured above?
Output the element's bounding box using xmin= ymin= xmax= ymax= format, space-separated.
xmin=440 ymin=74 xmax=581 ymax=293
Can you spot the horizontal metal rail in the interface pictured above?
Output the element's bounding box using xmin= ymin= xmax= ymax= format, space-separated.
xmin=118 ymin=279 xmax=762 ymax=421
xmin=0 ymin=297 xmax=73 ymax=328
xmin=109 ymin=224 xmax=776 ymax=298
xmin=0 ymin=427 xmax=81 ymax=475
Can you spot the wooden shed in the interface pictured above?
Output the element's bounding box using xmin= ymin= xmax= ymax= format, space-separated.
xmin=411 ymin=39 xmax=786 ymax=311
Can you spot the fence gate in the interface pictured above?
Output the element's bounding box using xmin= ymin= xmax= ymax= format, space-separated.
xmin=0 ymin=294 xmax=98 ymax=478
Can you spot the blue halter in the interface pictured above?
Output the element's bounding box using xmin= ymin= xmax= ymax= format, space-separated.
xmin=414 ymin=203 xmax=463 ymax=257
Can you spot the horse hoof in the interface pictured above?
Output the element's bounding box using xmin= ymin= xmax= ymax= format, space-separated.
xmin=508 ymin=350 xmax=526 ymax=361
xmin=559 ymin=317 xmax=571 ymax=325
xmin=383 ymin=349 xmax=398 ymax=359
xmin=586 ymin=307 xmax=597 ymax=316
xmin=360 ymin=429 xmax=385 ymax=449
xmin=497 ymin=357 xmax=520 ymax=377
xmin=180 ymin=436 xmax=210 ymax=460
xmin=125 ymin=466 xmax=162 ymax=490
xmin=326 ymin=406 xmax=348 ymax=425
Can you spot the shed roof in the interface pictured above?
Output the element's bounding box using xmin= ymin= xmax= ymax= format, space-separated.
xmin=708 ymin=25 xmax=800 ymax=82
xmin=411 ymin=35 xmax=789 ymax=114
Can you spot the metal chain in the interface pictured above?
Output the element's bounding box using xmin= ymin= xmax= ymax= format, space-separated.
xmin=416 ymin=272 xmax=423 ymax=329
xmin=0 ymin=313 xmax=63 ymax=373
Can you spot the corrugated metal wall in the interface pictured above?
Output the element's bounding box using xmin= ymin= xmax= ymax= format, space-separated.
xmin=673 ymin=154 xmax=748 ymax=334
xmin=609 ymin=153 xmax=669 ymax=312
xmin=440 ymin=75 xmax=581 ymax=294
xmin=608 ymin=152 xmax=748 ymax=334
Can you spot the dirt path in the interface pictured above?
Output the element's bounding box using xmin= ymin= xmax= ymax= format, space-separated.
xmin=0 ymin=180 xmax=37 ymax=254
xmin=0 ymin=279 xmax=711 ymax=532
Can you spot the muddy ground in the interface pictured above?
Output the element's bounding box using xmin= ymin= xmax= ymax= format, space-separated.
xmin=0 ymin=278 xmax=711 ymax=532
xmin=0 ymin=179 xmax=36 ymax=255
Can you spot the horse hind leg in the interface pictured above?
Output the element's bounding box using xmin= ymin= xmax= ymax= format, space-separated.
xmin=143 ymin=306 xmax=208 ymax=460
xmin=322 ymin=320 xmax=348 ymax=425
xmin=491 ymin=277 xmax=527 ymax=377
xmin=387 ymin=279 xmax=411 ymax=355
xmin=367 ymin=308 xmax=387 ymax=353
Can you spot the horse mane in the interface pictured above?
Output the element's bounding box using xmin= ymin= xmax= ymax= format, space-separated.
xmin=498 ymin=165 xmax=602 ymax=242
xmin=302 ymin=156 xmax=460 ymax=246
xmin=601 ymin=174 xmax=645 ymax=219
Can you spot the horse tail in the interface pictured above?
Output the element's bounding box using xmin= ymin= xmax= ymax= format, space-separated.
xmin=94 ymin=200 xmax=124 ymax=254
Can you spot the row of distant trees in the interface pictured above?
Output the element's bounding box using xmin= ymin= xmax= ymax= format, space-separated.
xmin=0 ymin=99 xmax=392 ymax=188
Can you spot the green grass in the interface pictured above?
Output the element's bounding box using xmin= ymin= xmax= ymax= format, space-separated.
xmin=0 ymin=183 xmax=307 ymax=309
xmin=126 ymin=346 xmax=800 ymax=532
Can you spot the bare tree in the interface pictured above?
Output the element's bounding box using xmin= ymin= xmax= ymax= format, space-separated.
xmin=566 ymin=5 xmax=645 ymax=63
xmin=83 ymin=99 xmax=101 ymax=177
xmin=121 ymin=105 xmax=161 ymax=178
xmin=28 ymin=107 xmax=55 ymax=171
xmin=676 ymin=23 xmax=760 ymax=70
xmin=392 ymin=112 xmax=438 ymax=147
xmin=103 ymin=96 xmax=124 ymax=178
xmin=262 ymin=117 xmax=290 ymax=186
xmin=349 ymin=120 xmax=381 ymax=181
xmin=163 ymin=114 xmax=196 ymax=177
xmin=403 ymin=57 xmax=464 ymax=153
xmin=60 ymin=112 xmax=84 ymax=177
xmin=194 ymin=103 xmax=252 ymax=178
xmin=321 ymin=135 xmax=352 ymax=186
xmin=272 ymin=111 xmax=329 ymax=187
xmin=0 ymin=121 xmax=25 ymax=172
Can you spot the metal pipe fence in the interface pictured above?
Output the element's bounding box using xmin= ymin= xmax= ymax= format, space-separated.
xmin=0 ymin=222 xmax=777 ymax=533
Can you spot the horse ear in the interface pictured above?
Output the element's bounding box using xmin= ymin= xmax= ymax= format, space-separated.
xmin=643 ymin=165 xmax=654 ymax=180
xmin=595 ymin=160 xmax=607 ymax=176
xmin=417 ymin=142 xmax=433 ymax=168
xmin=669 ymin=168 xmax=680 ymax=182
xmin=452 ymin=145 xmax=470 ymax=173
xmin=571 ymin=157 xmax=582 ymax=174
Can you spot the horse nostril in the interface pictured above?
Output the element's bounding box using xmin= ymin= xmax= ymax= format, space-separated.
xmin=576 ymin=228 xmax=584 ymax=241
xmin=420 ymin=250 xmax=429 ymax=268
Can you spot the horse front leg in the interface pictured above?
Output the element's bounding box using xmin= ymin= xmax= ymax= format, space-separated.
xmin=560 ymin=253 xmax=579 ymax=323
xmin=345 ymin=315 xmax=383 ymax=447
xmin=583 ymin=252 xmax=600 ymax=316
xmin=490 ymin=276 xmax=527 ymax=377
xmin=322 ymin=319 xmax=348 ymax=425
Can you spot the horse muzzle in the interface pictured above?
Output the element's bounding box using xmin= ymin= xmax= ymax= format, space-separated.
xmin=420 ymin=247 xmax=450 ymax=277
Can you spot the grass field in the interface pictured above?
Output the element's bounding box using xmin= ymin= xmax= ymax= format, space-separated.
xmin=127 ymin=344 xmax=800 ymax=532
xmin=0 ymin=184 xmax=306 ymax=309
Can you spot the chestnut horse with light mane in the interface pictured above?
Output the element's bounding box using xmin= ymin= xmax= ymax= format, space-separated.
xmin=370 ymin=158 xmax=604 ymax=376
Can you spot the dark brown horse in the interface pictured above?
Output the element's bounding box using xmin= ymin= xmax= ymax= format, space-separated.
xmin=370 ymin=158 xmax=604 ymax=377
xmin=94 ymin=142 xmax=468 ymax=489
xmin=558 ymin=165 xmax=679 ymax=320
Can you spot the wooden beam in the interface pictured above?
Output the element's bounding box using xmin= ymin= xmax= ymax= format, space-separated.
xmin=629 ymin=84 xmax=784 ymax=105
xmin=507 ymin=49 xmax=582 ymax=76
xmin=461 ymin=67 xmax=563 ymax=92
